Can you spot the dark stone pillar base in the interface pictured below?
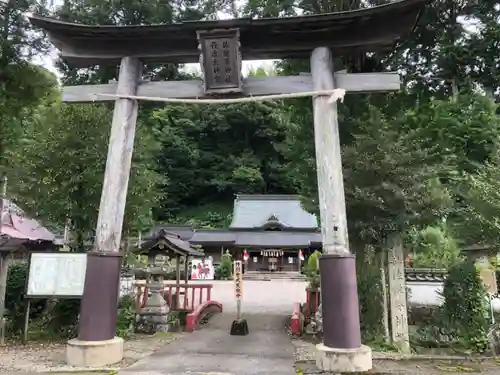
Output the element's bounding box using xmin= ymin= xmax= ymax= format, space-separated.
xmin=78 ymin=252 xmax=123 ymax=341
xmin=319 ymin=253 xmax=361 ymax=349
xmin=230 ymin=319 xmax=249 ymax=336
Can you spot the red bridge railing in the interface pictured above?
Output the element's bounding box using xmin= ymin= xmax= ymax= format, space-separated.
xmin=163 ymin=283 xmax=213 ymax=312
xmin=134 ymin=281 xmax=213 ymax=312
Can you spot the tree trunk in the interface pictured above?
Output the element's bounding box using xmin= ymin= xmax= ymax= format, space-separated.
xmin=0 ymin=175 xmax=7 ymax=345
xmin=0 ymin=252 xmax=11 ymax=345
xmin=380 ymin=250 xmax=390 ymax=343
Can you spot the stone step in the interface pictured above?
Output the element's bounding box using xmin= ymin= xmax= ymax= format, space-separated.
xmin=203 ymin=312 xmax=289 ymax=332
xmin=243 ymin=272 xmax=306 ymax=281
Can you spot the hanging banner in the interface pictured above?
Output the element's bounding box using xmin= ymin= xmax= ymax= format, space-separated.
xmin=260 ymin=250 xmax=284 ymax=257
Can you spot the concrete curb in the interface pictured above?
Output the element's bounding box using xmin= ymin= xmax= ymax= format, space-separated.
xmin=295 ymin=353 xmax=498 ymax=364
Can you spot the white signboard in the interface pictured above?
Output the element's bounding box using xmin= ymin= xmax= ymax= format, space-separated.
xmin=26 ymin=253 xmax=87 ymax=298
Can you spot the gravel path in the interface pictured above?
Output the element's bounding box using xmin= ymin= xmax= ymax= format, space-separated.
xmin=120 ymin=327 xmax=296 ymax=375
xmin=0 ymin=280 xmax=303 ymax=373
xmin=5 ymin=281 xmax=497 ymax=375
xmin=0 ymin=333 xmax=182 ymax=372
xmin=293 ymin=339 xmax=500 ymax=374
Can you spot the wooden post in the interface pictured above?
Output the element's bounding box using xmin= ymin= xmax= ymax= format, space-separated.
xmin=233 ymin=261 xmax=243 ymax=320
xmin=388 ymin=235 xmax=410 ymax=353
xmin=230 ymin=260 xmax=248 ymax=335
xmin=94 ymin=56 xmax=142 ymax=252
xmin=176 ymin=254 xmax=181 ymax=285
xmin=23 ymin=299 xmax=31 ymax=344
xmin=310 ymin=47 xmax=349 ymax=254
xmin=77 ymin=56 xmax=142 ymax=344
xmin=184 ymin=256 xmax=189 ymax=284
xmin=311 ymin=47 xmax=362 ymax=353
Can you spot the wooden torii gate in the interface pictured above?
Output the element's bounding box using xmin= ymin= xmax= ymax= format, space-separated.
xmin=30 ymin=0 xmax=427 ymax=370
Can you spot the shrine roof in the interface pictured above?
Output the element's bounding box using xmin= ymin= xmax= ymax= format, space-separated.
xmin=189 ymin=229 xmax=322 ymax=248
xmin=138 ymin=229 xmax=203 ymax=256
xmin=229 ymin=195 xmax=318 ymax=230
xmin=0 ymin=199 xmax=57 ymax=251
xmin=29 ymin=0 xmax=429 ymax=66
xmin=150 ymin=224 xmax=194 ymax=241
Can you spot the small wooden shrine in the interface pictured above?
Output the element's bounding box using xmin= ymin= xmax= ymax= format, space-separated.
xmin=133 ymin=230 xmax=212 ymax=314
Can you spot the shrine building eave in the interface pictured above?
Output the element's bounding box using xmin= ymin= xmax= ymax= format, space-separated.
xmin=29 ymin=0 xmax=429 ymax=67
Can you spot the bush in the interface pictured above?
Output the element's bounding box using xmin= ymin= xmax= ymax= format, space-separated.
xmin=356 ymin=247 xmax=385 ymax=342
xmin=409 ymin=225 xmax=461 ymax=269
xmin=440 ymin=259 xmax=490 ymax=352
xmin=47 ymin=299 xmax=80 ymax=338
xmin=305 ymin=250 xmax=321 ymax=288
xmin=116 ymin=295 xmax=135 ymax=338
xmin=5 ymin=261 xmax=46 ymax=334
xmin=5 ymin=260 xmax=135 ymax=341
xmin=216 ymin=252 xmax=232 ymax=279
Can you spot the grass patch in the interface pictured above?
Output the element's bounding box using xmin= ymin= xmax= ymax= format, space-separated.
xmin=436 ymin=365 xmax=478 ymax=372
xmin=152 ymin=331 xmax=174 ymax=338
xmin=45 ymin=370 xmax=116 ymax=374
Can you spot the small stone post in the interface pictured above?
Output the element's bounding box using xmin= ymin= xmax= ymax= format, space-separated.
xmin=387 ymin=235 xmax=410 ymax=353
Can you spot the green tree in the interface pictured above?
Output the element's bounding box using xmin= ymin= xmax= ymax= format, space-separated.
xmin=0 ymin=0 xmax=56 ymax=345
xmin=456 ymin=148 xmax=500 ymax=250
xmin=148 ymin=102 xmax=295 ymax=219
xmin=408 ymin=225 xmax=461 ymax=269
xmin=9 ymin=103 xmax=164 ymax=251
xmin=279 ymin=100 xmax=453 ymax=245
xmin=441 ymin=259 xmax=490 ymax=352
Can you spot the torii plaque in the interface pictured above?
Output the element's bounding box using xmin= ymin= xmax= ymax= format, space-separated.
xmin=30 ymin=0 xmax=429 ymax=370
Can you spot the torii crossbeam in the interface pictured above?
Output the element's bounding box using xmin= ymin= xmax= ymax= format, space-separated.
xmin=30 ymin=0 xmax=428 ymax=370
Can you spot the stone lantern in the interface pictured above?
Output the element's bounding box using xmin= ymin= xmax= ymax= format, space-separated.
xmin=132 ymin=230 xmax=204 ymax=333
xmin=132 ymin=255 xmax=170 ymax=333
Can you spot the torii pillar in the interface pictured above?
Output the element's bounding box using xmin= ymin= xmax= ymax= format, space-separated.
xmin=310 ymin=47 xmax=393 ymax=372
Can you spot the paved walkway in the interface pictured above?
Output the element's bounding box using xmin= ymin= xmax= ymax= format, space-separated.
xmin=119 ymin=313 xmax=296 ymax=375
xmin=210 ymin=280 xmax=306 ymax=314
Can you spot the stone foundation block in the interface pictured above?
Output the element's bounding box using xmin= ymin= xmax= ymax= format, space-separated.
xmin=66 ymin=336 xmax=124 ymax=367
xmin=315 ymin=343 xmax=372 ymax=372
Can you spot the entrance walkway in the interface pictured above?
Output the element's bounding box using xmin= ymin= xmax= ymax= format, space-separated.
xmin=119 ymin=313 xmax=296 ymax=375
xmin=210 ymin=279 xmax=307 ymax=314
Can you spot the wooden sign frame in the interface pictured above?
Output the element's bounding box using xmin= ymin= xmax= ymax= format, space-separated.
xmin=197 ymin=28 xmax=243 ymax=95
xmin=25 ymin=251 xmax=87 ymax=299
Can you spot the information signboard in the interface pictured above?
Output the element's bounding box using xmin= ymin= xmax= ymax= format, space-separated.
xmin=26 ymin=252 xmax=87 ymax=298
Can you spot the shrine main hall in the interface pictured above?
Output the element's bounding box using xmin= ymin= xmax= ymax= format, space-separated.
xmin=148 ymin=195 xmax=321 ymax=273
